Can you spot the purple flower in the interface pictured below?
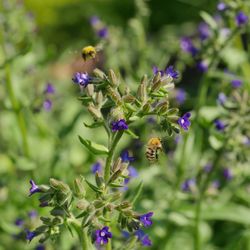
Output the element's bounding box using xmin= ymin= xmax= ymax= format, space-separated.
xmin=217 ymin=92 xmax=227 ymax=105
xmin=135 ymin=230 xmax=152 ymax=247
xmin=97 ymin=27 xmax=108 ymax=39
xmin=223 ymin=168 xmax=233 ymax=180
xmin=120 ymin=150 xmax=135 ymax=163
xmin=182 ymin=178 xmax=196 ymax=192
xmin=214 ymin=119 xmax=226 ymax=131
xmin=242 ymin=136 xmax=250 ymax=146
xmin=44 ymin=83 xmax=55 ymax=94
xmin=212 ymin=180 xmax=220 ymax=189
xmin=90 ymin=16 xmax=100 ymax=26
xmin=203 ymin=163 xmax=212 ymax=173
xmin=176 ymin=88 xmax=186 ymax=105
xmin=121 ymin=230 xmax=130 ymax=238
xmin=35 ymin=245 xmax=45 ymax=250
xmin=111 ymin=119 xmax=128 ymax=132
xmin=217 ymin=2 xmax=227 ymax=11
xmin=180 ymin=37 xmax=199 ymax=56
xmin=231 ymin=79 xmax=242 ymax=88
xmin=15 ymin=218 xmax=24 ymax=227
xmin=91 ymin=162 xmax=102 ymax=173
xmin=26 ymin=230 xmax=37 ymax=242
xmin=197 ymin=61 xmax=208 ymax=72
xmin=139 ymin=212 xmax=153 ymax=227
xmin=178 ymin=112 xmax=191 ymax=131
xmin=29 ymin=180 xmax=41 ymax=196
xmin=95 ymin=226 xmax=112 ymax=245
xmin=72 ymin=72 xmax=90 ymax=87
xmin=43 ymin=99 xmax=52 ymax=111
xmin=198 ymin=22 xmax=211 ymax=41
xmin=28 ymin=210 xmax=37 ymax=219
xmin=152 ymin=66 xmax=164 ymax=76
xmin=165 ymin=65 xmax=179 ymax=79
xmin=124 ymin=166 xmax=138 ymax=185
xmin=235 ymin=11 xmax=248 ymax=26
xmin=141 ymin=234 xmax=152 ymax=246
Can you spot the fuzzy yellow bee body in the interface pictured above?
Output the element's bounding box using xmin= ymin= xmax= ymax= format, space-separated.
xmin=145 ymin=137 xmax=162 ymax=162
xmin=81 ymin=46 xmax=97 ymax=61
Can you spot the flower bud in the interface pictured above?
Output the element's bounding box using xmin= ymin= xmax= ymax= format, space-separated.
xmin=95 ymin=172 xmax=105 ymax=188
xmin=123 ymin=94 xmax=136 ymax=103
xmin=49 ymin=178 xmax=70 ymax=194
xmin=137 ymin=75 xmax=147 ymax=102
xmin=73 ymin=177 xmax=86 ymax=198
xmin=93 ymin=200 xmax=106 ymax=208
xmin=76 ymin=199 xmax=89 ymax=210
xmin=96 ymin=91 xmax=103 ymax=106
xmin=112 ymin=157 xmax=122 ymax=172
xmin=107 ymin=86 xmax=122 ymax=105
xmin=86 ymin=84 xmax=94 ymax=96
xmin=93 ymin=68 xmax=106 ymax=79
xmin=110 ymin=107 xmax=124 ymax=121
xmin=108 ymin=69 xmax=119 ymax=86
xmin=88 ymin=104 xmax=103 ymax=120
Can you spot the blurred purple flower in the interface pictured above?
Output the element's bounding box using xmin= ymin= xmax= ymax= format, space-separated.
xmin=124 ymin=166 xmax=138 ymax=185
xmin=235 ymin=11 xmax=248 ymax=26
xmin=214 ymin=119 xmax=227 ymax=131
xmin=198 ymin=22 xmax=211 ymax=40
xmin=217 ymin=2 xmax=227 ymax=11
xmin=35 ymin=245 xmax=45 ymax=250
xmin=111 ymin=119 xmax=128 ymax=132
xmin=72 ymin=72 xmax=90 ymax=87
xmin=182 ymin=178 xmax=196 ymax=192
xmin=90 ymin=16 xmax=100 ymax=26
xmin=203 ymin=163 xmax=212 ymax=173
xmin=28 ymin=210 xmax=37 ymax=219
xmin=174 ymin=135 xmax=182 ymax=144
xmin=26 ymin=230 xmax=37 ymax=242
xmin=121 ymin=150 xmax=135 ymax=163
xmin=43 ymin=99 xmax=52 ymax=111
xmin=178 ymin=112 xmax=191 ymax=131
xmin=231 ymin=79 xmax=242 ymax=88
xmin=97 ymin=27 xmax=108 ymax=38
xmin=165 ymin=65 xmax=179 ymax=79
xmin=91 ymin=162 xmax=102 ymax=174
xmin=197 ymin=61 xmax=208 ymax=72
xmin=135 ymin=230 xmax=152 ymax=247
xmin=139 ymin=212 xmax=153 ymax=227
xmin=39 ymin=201 xmax=49 ymax=207
xmin=176 ymin=88 xmax=186 ymax=105
xmin=29 ymin=180 xmax=41 ymax=196
xmin=242 ymin=136 xmax=250 ymax=146
xmin=15 ymin=218 xmax=24 ymax=227
xmin=180 ymin=37 xmax=199 ymax=56
xmin=121 ymin=230 xmax=130 ymax=238
xmin=44 ymin=83 xmax=55 ymax=94
xmin=217 ymin=92 xmax=227 ymax=105
xmin=95 ymin=226 xmax=112 ymax=245
xmin=212 ymin=180 xmax=220 ymax=189
xmin=223 ymin=168 xmax=233 ymax=180
xmin=152 ymin=66 xmax=164 ymax=76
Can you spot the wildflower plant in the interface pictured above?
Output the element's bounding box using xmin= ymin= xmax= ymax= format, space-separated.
xmin=26 ymin=58 xmax=187 ymax=249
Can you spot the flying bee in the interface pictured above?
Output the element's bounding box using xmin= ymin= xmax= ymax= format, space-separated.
xmin=146 ymin=137 xmax=163 ymax=162
xmin=81 ymin=45 xmax=97 ymax=61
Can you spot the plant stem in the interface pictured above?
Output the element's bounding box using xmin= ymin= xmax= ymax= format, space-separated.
xmin=5 ymin=63 xmax=30 ymax=158
xmin=104 ymin=130 xmax=123 ymax=183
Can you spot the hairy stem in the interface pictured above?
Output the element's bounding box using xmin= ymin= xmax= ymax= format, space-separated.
xmin=104 ymin=130 xmax=124 ymax=183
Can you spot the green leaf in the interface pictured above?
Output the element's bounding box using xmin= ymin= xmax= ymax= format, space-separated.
xmin=202 ymin=204 xmax=250 ymax=225
xmin=131 ymin=181 xmax=143 ymax=205
xmin=78 ymin=136 xmax=109 ymax=155
xmin=83 ymin=121 xmax=104 ymax=128
xmin=200 ymin=11 xmax=217 ymax=30
xmin=125 ymin=129 xmax=139 ymax=139
xmin=85 ymin=180 xmax=102 ymax=193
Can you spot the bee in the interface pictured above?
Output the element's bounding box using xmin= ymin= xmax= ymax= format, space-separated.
xmin=145 ymin=137 xmax=163 ymax=162
xmin=81 ymin=45 xmax=97 ymax=61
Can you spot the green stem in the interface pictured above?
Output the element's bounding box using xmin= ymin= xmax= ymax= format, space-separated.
xmin=104 ymin=130 xmax=124 ymax=183
xmin=5 ymin=63 xmax=30 ymax=158
xmin=194 ymin=195 xmax=202 ymax=250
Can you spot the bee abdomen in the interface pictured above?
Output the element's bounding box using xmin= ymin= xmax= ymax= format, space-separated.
xmin=146 ymin=147 xmax=157 ymax=162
